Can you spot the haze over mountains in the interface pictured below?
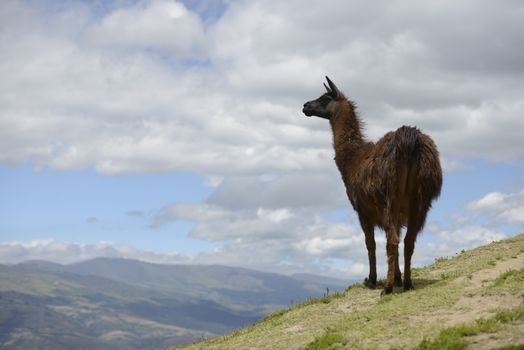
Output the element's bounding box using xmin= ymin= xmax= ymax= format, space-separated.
xmin=0 ymin=258 xmax=348 ymax=350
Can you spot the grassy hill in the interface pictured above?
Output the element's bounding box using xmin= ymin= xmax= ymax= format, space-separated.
xmin=174 ymin=233 xmax=524 ymax=350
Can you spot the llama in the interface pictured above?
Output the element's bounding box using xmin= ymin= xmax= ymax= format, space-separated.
xmin=302 ymin=77 xmax=442 ymax=294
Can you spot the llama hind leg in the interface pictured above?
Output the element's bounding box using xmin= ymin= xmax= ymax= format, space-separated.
xmin=384 ymin=225 xmax=400 ymax=295
xmin=403 ymin=229 xmax=416 ymax=291
xmin=404 ymin=214 xmax=425 ymax=291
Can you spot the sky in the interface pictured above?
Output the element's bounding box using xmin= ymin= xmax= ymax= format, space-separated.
xmin=0 ymin=0 xmax=523 ymax=279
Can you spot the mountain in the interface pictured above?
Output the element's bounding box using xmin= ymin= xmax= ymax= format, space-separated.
xmin=0 ymin=258 xmax=347 ymax=350
xmin=174 ymin=232 xmax=524 ymax=350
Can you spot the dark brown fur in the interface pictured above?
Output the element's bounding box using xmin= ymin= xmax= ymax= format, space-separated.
xmin=303 ymin=77 xmax=442 ymax=294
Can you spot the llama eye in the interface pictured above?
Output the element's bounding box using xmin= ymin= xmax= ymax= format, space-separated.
xmin=320 ymin=96 xmax=331 ymax=104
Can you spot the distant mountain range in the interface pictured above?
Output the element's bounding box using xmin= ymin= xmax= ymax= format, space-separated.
xmin=0 ymin=258 xmax=349 ymax=350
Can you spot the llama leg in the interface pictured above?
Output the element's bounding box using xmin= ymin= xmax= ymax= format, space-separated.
xmin=404 ymin=214 xmax=425 ymax=291
xmin=384 ymin=226 xmax=400 ymax=295
xmin=403 ymin=230 xmax=416 ymax=291
xmin=394 ymin=248 xmax=402 ymax=287
xmin=364 ymin=231 xmax=377 ymax=288
xmin=403 ymin=195 xmax=429 ymax=291
xmin=360 ymin=218 xmax=376 ymax=288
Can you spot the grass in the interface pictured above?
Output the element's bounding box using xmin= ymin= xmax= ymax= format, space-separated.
xmin=303 ymin=329 xmax=345 ymax=350
xmin=492 ymin=269 xmax=524 ymax=289
xmin=414 ymin=303 xmax=524 ymax=350
xmin=174 ymin=233 xmax=524 ymax=350
xmin=490 ymin=345 xmax=524 ymax=350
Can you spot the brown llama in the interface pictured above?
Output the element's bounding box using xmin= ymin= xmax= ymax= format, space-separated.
xmin=302 ymin=77 xmax=442 ymax=294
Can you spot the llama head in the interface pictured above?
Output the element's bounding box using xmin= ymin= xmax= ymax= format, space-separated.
xmin=302 ymin=76 xmax=345 ymax=120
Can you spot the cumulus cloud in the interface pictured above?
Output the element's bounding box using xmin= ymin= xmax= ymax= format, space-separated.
xmin=1 ymin=0 xmax=524 ymax=279
xmin=85 ymin=0 xmax=205 ymax=57
xmin=151 ymin=203 xmax=229 ymax=228
xmin=0 ymin=239 xmax=191 ymax=265
xmin=206 ymin=173 xmax=347 ymax=210
xmin=413 ymin=224 xmax=508 ymax=268
xmin=410 ymin=188 xmax=524 ymax=266
xmin=147 ymin=185 xmax=523 ymax=278
xmin=466 ymin=188 xmax=524 ymax=224
xmin=1 ymin=0 xmax=523 ymax=177
xmin=467 ymin=192 xmax=507 ymax=211
xmin=0 ymin=186 xmax=517 ymax=278
xmin=148 ymin=197 xmax=372 ymax=276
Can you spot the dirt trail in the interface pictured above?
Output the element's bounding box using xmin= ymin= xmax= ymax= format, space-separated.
xmin=464 ymin=253 xmax=524 ymax=289
xmin=410 ymin=253 xmax=523 ymax=322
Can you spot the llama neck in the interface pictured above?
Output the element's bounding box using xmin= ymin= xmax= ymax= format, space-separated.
xmin=330 ymin=100 xmax=366 ymax=172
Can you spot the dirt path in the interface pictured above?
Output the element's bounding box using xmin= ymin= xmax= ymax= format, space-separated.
xmin=410 ymin=253 xmax=524 ymax=349
xmin=464 ymin=253 xmax=524 ymax=290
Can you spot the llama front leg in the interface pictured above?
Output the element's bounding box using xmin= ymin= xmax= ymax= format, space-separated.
xmin=394 ymin=249 xmax=402 ymax=287
xmin=364 ymin=232 xmax=377 ymax=288
xmin=360 ymin=218 xmax=377 ymax=288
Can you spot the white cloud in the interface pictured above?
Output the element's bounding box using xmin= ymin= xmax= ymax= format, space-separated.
xmin=411 ymin=188 xmax=524 ymax=265
xmin=295 ymin=236 xmax=359 ymax=258
xmin=152 ymin=203 xmax=229 ymax=228
xmin=206 ymin=173 xmax=347 ymax=210
xmin=257 ymin=208 xmax=292 ymax=223
xmin=1 ymin=0 xmax=524 ymax=280
xmin=1 ymin=0 xmax=524 ymax=177
xmin=146 ymin=198 xmax=375 ymax=277
xmin=466 ymin=188 xmax=524 ymax=224
xmin=433 ymin=225 xmax=507 ymax=246
xmin=466 ymin=192 xmax=507 ymax=211
xmin=500 ymin=207 xmax=524 ymax=224
xmin=144 ymin=185 xmax=524 ymax=279
xmin=413 ymin=224 xmax=508 ymax=268
xmin=86 ymin=0 xmax=205 ymax=57
xmin=412 ymin=187 xmax=524 ymax=263
xmin=0 ymin=239 xmax=191 ymax=265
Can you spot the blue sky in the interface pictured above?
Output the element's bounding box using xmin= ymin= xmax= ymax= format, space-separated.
xmin=0 ymin=164 xmax=213 ymax=253
xmin=0 ymin=0 xmax=523 ymax=278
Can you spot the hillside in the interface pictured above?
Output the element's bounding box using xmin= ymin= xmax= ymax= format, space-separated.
xmin=175 ymin=233 xmax=524 ymax=350
xmin=0 ymin=259 xmax=346 ymax=350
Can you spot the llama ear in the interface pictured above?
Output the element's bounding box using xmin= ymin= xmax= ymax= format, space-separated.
xmin=326 ymin=76 xmax=342 ymax=99
xmin=324 ymin=83 xmax=332 ymax=94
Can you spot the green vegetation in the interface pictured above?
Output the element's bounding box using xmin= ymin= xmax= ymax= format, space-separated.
xmin=415 ymin=303 xmax=524 ymax=350
xmin=492 ymin=269 xmax=524 ymax=289
xmin=491 ymin=345 xmax=524 ymax=350
xmin=176 ymin=233 xmax=524 ymax=350
xmin=304 ymin=329 xmax=345 ymax=350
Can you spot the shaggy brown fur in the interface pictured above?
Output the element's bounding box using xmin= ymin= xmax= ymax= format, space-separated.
xmin=303 ymin=77 xmax=442 ymax=294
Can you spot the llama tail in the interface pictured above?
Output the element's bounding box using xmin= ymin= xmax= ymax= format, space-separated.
xmin=388 ymin=125 xmax=442 ymax=198
xmin=388 ymin=126 xmax=422 ymax=166
xmin=386 ymin=126 xmax=442 ymax=229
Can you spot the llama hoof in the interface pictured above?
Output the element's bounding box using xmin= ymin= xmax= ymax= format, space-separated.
xmin=403 ymin=281 xmax=414 ymax=291
xmin=381 ymin=286 xmax=393 ymax=295
xmin=364 ymin=278 xmax=377 ymax=289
